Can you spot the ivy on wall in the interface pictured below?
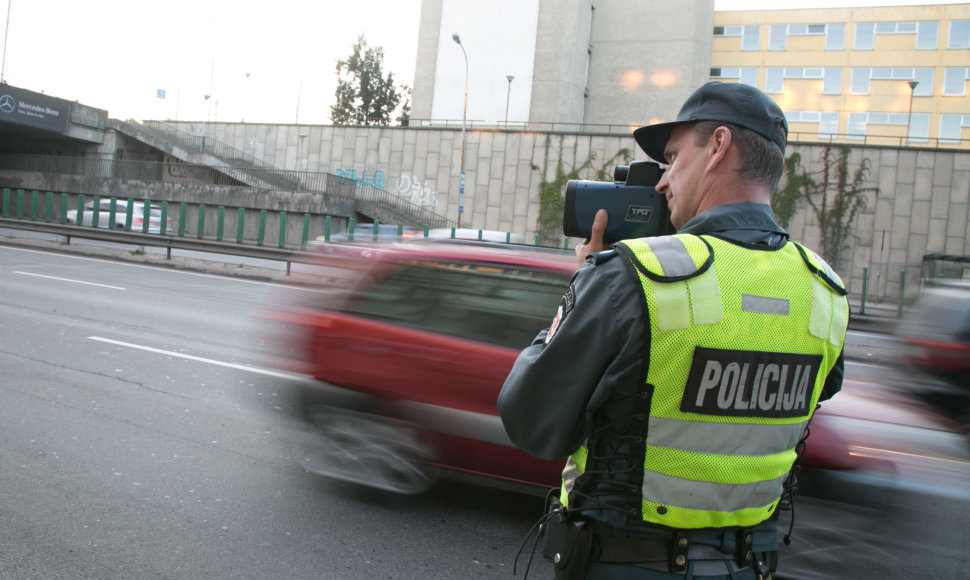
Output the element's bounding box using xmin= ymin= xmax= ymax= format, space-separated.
xmin=774 ymin=145 xmax=879 ymax=266
xmin=771 ymin=152 xmax=812 ymax=230
xmin=532 ymin=135 xmax=631 ymax=245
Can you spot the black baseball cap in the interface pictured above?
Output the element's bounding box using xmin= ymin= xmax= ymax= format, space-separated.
xmin=633 ymin=81 xmax=788 ymax=163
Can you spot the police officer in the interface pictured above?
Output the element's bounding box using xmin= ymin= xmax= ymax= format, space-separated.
xmin=498 ymin=81 xmax=848 ymax=579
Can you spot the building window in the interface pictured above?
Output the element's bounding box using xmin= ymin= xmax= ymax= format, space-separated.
xmin=850 ymin=68 xmax=871 ymax=94
xmin=855 ymin=22 xmax=875 ymax=50
xmin=819 ymin=112 xmax=839 ymax=138
xmin=742 ymin=25 xmax=760 ymax=51
xmin=763 ymin=67 xmax=841 ymax=94
xmin=944 ymin=68 xmax=970 ymax=95
xmin=854 ymin=21 xmax=939 ymax=50
xmin=710 ymin=67 xmax=758 ymax=87
xmin=847 ymin=112 xmax=868 ymax=139
xmin=913 ymin=68 xmax=934 ymax=95
xmin=766 ymin=68 xmax=784 ymax=93
xmin=765 ymin=23 xmax=839 ymax=51
xmin=939 ymin=114 xmax=969 ymax=144
xmin=850 ymin=67 xmax=934 ymax=95
xmin=845 ymin=112 xmax=928 ymax=142
xmin=786 ymin=110 xmax=841 ymax=139
xmin=908 ymin=113 xmax=930 ymax=142
xmin=769 ymin=24 xmax=787 ymax=50
xmin=740 ymin=68 xmax=758 ymax=86
xmin=917 ymin=22 xmax=939 ymax=49
xmin=950 ymin=20 xmax=970 ymax=49
xmin=823 ymin=68 xmax=842 ymax=94
xmin=714 ymin=25 xmax=760 ymax=50
xmin=826 ymin=23 xmax=845 ymax=50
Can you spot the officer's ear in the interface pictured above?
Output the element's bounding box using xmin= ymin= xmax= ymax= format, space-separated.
xmin=705 ymin=126 xmax=733 ymax=172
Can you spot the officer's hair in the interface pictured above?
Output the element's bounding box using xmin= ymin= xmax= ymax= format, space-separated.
xmin=690 ymin=121 xmax=785 ymax=191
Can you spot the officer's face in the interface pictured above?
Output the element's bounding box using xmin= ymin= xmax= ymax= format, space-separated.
xmin=655 ymin=124 xmax=710 ymax=230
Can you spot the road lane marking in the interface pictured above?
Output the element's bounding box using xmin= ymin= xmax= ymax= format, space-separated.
xmin=15 ymin=271 xmax=126 ymax=290
xmin=1 ymin=245 xmax=328 ymax=293
xmin=88 ymin=336 xmax=308 ymax=381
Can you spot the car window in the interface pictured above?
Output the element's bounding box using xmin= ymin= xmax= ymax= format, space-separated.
xmin=341 ymin=260 xmax=567 ymax=349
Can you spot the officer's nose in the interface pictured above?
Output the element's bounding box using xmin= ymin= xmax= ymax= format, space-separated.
xmin=655 ymin=172 xmax=670 ymax=196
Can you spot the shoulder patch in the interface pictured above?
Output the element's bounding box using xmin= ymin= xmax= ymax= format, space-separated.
xmin=544 ymin=284 xmax=576 ymax=344
xmin=587 ymin=249 xmax=618 ymax=265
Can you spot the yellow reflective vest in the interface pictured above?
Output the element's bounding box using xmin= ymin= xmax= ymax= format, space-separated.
xmin=560 ymin=234 xmax=848 ymax=529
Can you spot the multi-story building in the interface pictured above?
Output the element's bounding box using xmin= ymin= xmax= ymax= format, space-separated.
xmin=413 ymin=1 xmax=969 ymax=149
xmin=411 ymin=0 xmax=714 ymax=132
xmin=713 ymin=4 xmax=970 ymax=149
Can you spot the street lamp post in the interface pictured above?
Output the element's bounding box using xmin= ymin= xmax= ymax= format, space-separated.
xmin=452 ymin=33 xmax=468 ymax=229
xmin=1 ymin=0 xmax=12 ymax=84
xmin=906 ymin=80 xmax=919 ymax=146
xmin=504 ymin=75 xmax=515 ymax=129
xmin=297 ymin=133 xmax=307 ymax=192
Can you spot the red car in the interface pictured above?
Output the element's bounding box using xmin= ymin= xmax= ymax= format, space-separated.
xmin=270 ymin=241 xmax=576 ymax=493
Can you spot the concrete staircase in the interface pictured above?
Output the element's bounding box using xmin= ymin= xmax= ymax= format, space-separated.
xmin=107 ymin=119 xmax=454 ymax=228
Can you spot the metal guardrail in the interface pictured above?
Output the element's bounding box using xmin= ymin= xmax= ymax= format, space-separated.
xmin=0 ymin=187 xmax=545 ymax=275
xmin=410 ymin=118 xmax=968 ymax=149
xmin=0 ymin=154 xmax=244 ymax=186
xmin=0 ymin=152 xmax=455 ymax=230
xmin=0 ymin=217 xmax=317 ymax=274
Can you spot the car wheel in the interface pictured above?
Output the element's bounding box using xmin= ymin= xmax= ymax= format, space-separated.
xmin=301 ymin=404 xmax=438 ymax=495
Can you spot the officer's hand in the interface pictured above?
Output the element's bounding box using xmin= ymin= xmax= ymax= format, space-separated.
xmin=575 ymin=209 xmax=608 ymax=267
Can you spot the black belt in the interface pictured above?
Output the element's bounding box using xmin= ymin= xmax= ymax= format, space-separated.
xmin=594 ymin=529 xmax=776 ymax=572
xmin=595 ymin=535 xmax=670 ymax=563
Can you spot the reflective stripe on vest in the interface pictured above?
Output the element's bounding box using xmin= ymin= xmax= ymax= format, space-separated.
xmin=623 ymin=235 xmax=723 ymax=330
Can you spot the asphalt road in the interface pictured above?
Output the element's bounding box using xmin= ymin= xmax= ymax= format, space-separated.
xmin=1 ymin=241 xmax=967 ymax=579
xmin=0 ymin=245 xmax=544 ymax=579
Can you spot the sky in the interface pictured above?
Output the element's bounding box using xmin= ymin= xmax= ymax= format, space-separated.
xmin=0 ymin=0 xmax=965 ymax=125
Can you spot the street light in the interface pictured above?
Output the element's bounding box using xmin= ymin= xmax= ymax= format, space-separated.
xmin=906 ymin=80 xmax=919 ymax=146
xmin=452 ymin=33 xmax=468 ymax=229
xmin=1 ymin=0 xmax=12 ymax=84
xmin=504 ymin=75 xmax=515 ymax=129
xmin=297 ymin=133 xmax=307 ymax=191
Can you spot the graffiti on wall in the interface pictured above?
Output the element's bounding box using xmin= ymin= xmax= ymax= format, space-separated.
xmin=335 ymin=169 xmax=385 ymax=190
xmin=335 ymin=169 xmax=440 ymax=212
xmin=395 ymin=173 xmax=438 ymax=210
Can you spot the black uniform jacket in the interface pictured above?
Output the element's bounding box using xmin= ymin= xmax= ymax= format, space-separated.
xmin=497 ymin=202 xmax=845 ymax=462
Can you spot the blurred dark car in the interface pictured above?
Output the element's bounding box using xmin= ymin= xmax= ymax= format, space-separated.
xmin=896 ymin=284 xmax=970 ymax=383
xmin=65 ymin=199 xmax=172 ymax=234
xmin=893 ymin=283 xmax=970 ymax=428
xmin=315 ymin=222 xmax=424 ymax=243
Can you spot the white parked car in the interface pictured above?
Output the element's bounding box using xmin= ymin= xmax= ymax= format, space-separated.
xmin=65 ymin=199 xmax=172 ymax=234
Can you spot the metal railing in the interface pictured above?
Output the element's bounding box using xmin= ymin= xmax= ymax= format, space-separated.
xmin=0 ymin=188 xmax=543 ymax=277
xmin=0 ymin=153 xmax=455 ymax=229
xmin=410 ymin=118 xmax=968 ymax=149
xmin=411 ymin=118 xmax=636 ymax=135
xmin=787 ymin=131 xmax=968 ymax=149
xmin=0 ymin=154 xmax=244 ymax=185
